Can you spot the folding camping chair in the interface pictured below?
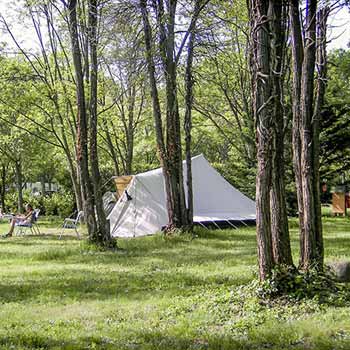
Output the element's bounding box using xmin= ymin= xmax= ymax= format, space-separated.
xmin=15 ymin=209 xmax=41 ymax=236
xmin=59 ymin=211 xmax=83 ymax=239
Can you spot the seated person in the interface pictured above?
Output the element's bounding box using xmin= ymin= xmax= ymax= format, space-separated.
xmin=4 ymin=204 xmax=34 ymax=237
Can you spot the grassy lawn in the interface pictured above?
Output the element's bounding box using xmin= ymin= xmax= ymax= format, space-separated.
xmin=0 ymin=217 xmax=350 ymax=349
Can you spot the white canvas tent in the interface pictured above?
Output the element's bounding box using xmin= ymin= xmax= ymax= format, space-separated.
xmin=107 ymin=154 xmax=256 ymax=237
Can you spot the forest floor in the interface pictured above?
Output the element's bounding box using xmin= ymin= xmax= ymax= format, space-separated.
xmin=0 ymin=217 xmax=350 ymax=349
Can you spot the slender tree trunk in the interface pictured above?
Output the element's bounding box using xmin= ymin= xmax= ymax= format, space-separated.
xmin=299 ymin=0 xmax=321 ymax=270
xmin=67 ymin=0 xmax=97 ymax=239
xmin=41 ymin=176 xmax=46 ymax=195
xmin=61 ymin=143 xmax=83 ymax=213
xmin=141 ymin=0 xmax=207 ymax=231
xmin=0 ymin=165 xmax=6 ymax=211
xmin=250 ymin=0 xmax=274 ymax=280
xmin=184 ymin=1 xmax=201 ymax=229
xmin=88 ymin=0 xmax=111 ymax=244
xmin=269 ymin=0 xmax=293 ymax=266
xmin=311 ymin=5 xmax=329 ymax=267
xmin=125 ymin=86 xmax=136 ymax=175
xmin=159 ymin=0 xmax=187 ymax=228
xmin=15 ymin=159 xmax=23 ymax=213
xmin=290 ymin=0 xmax=325 ymax=270
xmin=140 ymin=0 xmax=174 ymax=225
xmin=104 ymin=123 xmax=120 ymax=176
xmin=70 ymin=163 xmax=83 ymax=213
xmin=289 ymin=0 xmax=305 ymax=266
xmin=155 ymin=0 xmax=189 ymax=229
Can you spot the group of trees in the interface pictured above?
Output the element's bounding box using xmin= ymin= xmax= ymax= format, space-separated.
xmin=251 ymin=0 xmax=349 ymax=280
xmin=0 ymin=0 xmax=349 ymax=277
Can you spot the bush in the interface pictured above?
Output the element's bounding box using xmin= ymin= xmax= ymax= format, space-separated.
xmin=42 ymin=192 xmax=74 ymax=217
xmin=256 ymin=265 xmax=350 ymax=305
xmin=6 ymin=190 xmax=42 ymax=213
xmin=42 ymin=195 xmax=57 ymax=216
xmin=5 ymin=190 xmax=74 ymax=217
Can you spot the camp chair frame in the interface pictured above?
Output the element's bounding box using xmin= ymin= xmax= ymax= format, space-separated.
xmin=59 ymin=211 xmax=83 ymax=239
xmin=0 ymin=214 xmax=13 ymax=222
xmin=15 ymin=209 xmax=41 ymax=236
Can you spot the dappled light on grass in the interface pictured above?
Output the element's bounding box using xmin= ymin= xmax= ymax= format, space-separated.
xmin=0 ymin=219 xmax=350 ymax=349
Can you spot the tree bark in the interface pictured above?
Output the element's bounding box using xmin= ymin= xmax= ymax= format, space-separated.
xmin=14 ymin=159 xmax=23 ymax=213
xmin=125 ymin=86 xmax=136 ymax=175
xmin=140 ymin=0 xmax=175 ymax=226
xmin=269 ymin=0 xmax=293 ymax=266
xmin=141 ymin=0 xmax=207 ymax=231
xmin=88 ymin=0 xmax=111 ymax=244
xmin=103 ymin=121 xmax=121 ymax=176
xmin=41 ymin=176 xmax=46 ymax=195
xmin=311 ymin=5 xmax=329 ymax=267
xmin=157 ymin=0 xmax=187 ymax=228
xmin=67 ymin=0 xmax=97 ymax=239
xmin=184 ymin=0 xmax=203 ymax=229
xmin=289 ymin=0 xmax=305 ymax=266
xmin=299 ymin=0 xmax=321 ymax=270
xmin=0 ymin=164 xmax=7 ymax=211
xmin=184 ymin=24 xmax=195 ymax=229
xmin=250 ymin=0 xmax=274 ymax=280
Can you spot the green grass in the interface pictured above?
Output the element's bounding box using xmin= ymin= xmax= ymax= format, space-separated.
xmin=0 ymin=217 xmax=350 ymax=349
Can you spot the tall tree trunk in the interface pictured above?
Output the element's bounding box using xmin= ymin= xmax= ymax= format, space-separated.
xmin=250 ymin=0 xmax=274 ymax=280
xmin=67 ymin=0 xmax=97 ymax=239
xmin=88 ymin=0 xmax=111 ymax=244
xmin=289 ymin=0 xmax=305 ymax=267
xmin=141 ymin=0 xmax=207 ymax=231
xmin=184 ymin=1 xmax=201 ymax=229
xmin=0 ymin=165 xmax=6 ymax=211
xmin=15 ymin=159 xmax=23 ymax=213
xmin=125 ymin=86 xmax=136 ymax=175
xmin=158 ymin=0 xmax=187 ymax=228
xmin=299 ymin=0 xmax=322 ymax=270
xmin=140 ymin=0 xmax=174 ymax=226
xmin=104 ymin=121 xmax=120 ymax=176
xmin=41 ymin=176 xmax=46 ymax=195
xmin=311 ymin=5 xmax=329 ymax=267
xmin=70 ymin=163 xmax=83 ymax=213
xmin=269 ymin=0 xmax=293 ymax=266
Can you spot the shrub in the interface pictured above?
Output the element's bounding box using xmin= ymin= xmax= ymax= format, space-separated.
xmin=54 ymin=192 xmax=74 ymax=218
xmin=6 ymin=190 xmax=74 ymax=217
xmin=6 ymin=190 xmax=42 ymax=213
xmin=43 ymin=192 xmax=74 ymax=217
xmin=256 ymin=264 xmax=350 ymax=305
xmin=42 ymin=195 xmax=57 ymax=216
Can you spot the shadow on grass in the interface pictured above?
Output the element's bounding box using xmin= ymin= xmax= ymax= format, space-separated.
xmin=196 ymin=228 xmax=255 ymax=241
xmin=0 ymin=228 xmax=258 ymax=305
xmin=0 ymin=234 xmax=81 ymax=246
xmin=0 ymin=259 xmax=253 ymax=304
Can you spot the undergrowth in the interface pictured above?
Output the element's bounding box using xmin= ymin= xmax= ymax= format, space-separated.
xmin=256 ymin=265 xmax=350 ymax=306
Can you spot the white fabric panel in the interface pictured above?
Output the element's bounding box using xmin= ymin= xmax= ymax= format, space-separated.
xmin=108 ymin=154 xmax=255 ymax=237
xmin=108 ymin=173 xmax=169 ymax=237
xmin=187 ymin=156 xmax=256 ymax=221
